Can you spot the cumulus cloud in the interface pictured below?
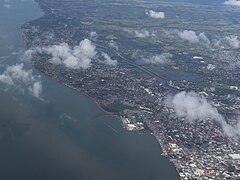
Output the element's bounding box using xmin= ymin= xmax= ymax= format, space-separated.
xmin=3 ymin=0 xmax=11 ymax=8
xmin=178 ymin=30 xmax=198 ymax=43
xmin=177 ymin=30 xmax=211 ymax=46
xmin=198 ymin=33 xmax=211 ymax=45
xmin=0 ymin=63 xmax=42 ymax=98
xmin=29 ymin=81 xmax=42 ymax=98
xmin=144 ymin=53 xmax=173 ymax=64
xmin=165 ymin=91 xmax=240 ymax=139
xmin=163 ymin=29 xmax=211 ymax=47
xmin=124 ymin=28 xmax=154 ymax=38
xmin=3 ymin=4 xmax=11 ymax=8
xmin=166 ymin=91 xmax=222 ymax=122
xmin=225 ymin=36 xmax=240 ymax=49
xmin=89 ymin=31 xmax=98 ymax=41
xmin=108 ymin=40 xmax=119 ymax=50
xmin=145 ymin=10 xmax=165 ymax=19
xmin=224 ymin=0 xmax=240 ymax=6
xmin=26 ymin=39 xmax=118 ymax=69
xmin=101 ymin=53 xmax=117 ymax=66
xmin=23 ymin=49 xmax=35 ymax=62
xmin=134 ymin=30 xmax=151 ymax=38
xmin=35 ymin=39 xmax=97 ymax=69
xmin=214 ymin=35 xmax=239 ymax=49
xmin=166 ymin=30 xmax=238 ymax=49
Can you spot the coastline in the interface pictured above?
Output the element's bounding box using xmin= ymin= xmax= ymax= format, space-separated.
xmin=19 ymin=0 xmax=180 ymax=178
xmin=13 ymin=0 xmax=240 ymax=179
xmin=20 ymin=38 xmax=180 ymax=179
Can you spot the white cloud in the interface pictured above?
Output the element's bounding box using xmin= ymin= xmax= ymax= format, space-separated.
xmin=199 ymin=32 xmax=211 ymax=45
xmin=3 ymin=0 xmax=11 ymax=8
xmin=0 ymin=73 xmax=14 ymax=86
xmin=214 ymin=35 xmax=240 ymax=49
xmin=89 ymin=31 xmax=98 ymax=41
xmin=23 ymin=49 xmax=35 ymax=62
xmin=166 ymin=91 xmax=221 ymax=122
xmin=26 ymin=38 xmax=118 ymax=69
xmin=124 ymin=28 xmax=154 ymax=38
xmin=0 ymin=64 xmax=34 ymax=85
xmin=0 ymin=63 xmax=42 ymax=98
xmin=165 ymin=91 xmax=240 ymax=139
xmin=166 ymin=30 xmax=239 ymax=50
xmin=225 ymin=35 xmax=240 ymax=49
xmin=108 ymin=40 xmax=119 ymax=50
xmin=224 ymin=0 xmax=240 ymax=7
xmin=36 ymin=39 xmax=97 ymax=69
xmin=134 ymin=30 xmax=150 ymax=38
xmin=163 ymin=29 xmax=211 ymax=47
xmin=178 ymin=30 xmax=199 ymax=43
xmin=177 ymin=30 xmax=211 ymax=46
xmin=3 ymin=4 xmax=11 ymax=8
xmin=101 ymin=53 xmax=117 ymax=66
xmin=144 ymin=53 xmax=172 ymax=64
xmin=146 ymin=10 xmax=165 ymax=19
xmin=29 ymin=81 xmax=42 ymax=98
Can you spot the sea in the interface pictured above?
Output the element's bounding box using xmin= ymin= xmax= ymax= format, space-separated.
xmin=0 ymin=0 xmax=179 ymax=179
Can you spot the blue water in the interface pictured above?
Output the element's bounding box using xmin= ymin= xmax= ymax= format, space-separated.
xmin=0 ymin=0 xmax=179 ymax=179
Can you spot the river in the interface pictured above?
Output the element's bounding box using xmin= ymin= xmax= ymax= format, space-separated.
xmin=0 ymin=0 xmax=179 ymax=179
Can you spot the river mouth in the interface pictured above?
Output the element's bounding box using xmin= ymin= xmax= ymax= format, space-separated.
xmin=0 ymin=0 xmax=179 ymax=180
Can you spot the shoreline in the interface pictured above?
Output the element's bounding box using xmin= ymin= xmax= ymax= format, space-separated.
xmin=23 ymin=47 xmax=180 ymax=178
xmin=19 ymin=0 xmax=180 ymax=178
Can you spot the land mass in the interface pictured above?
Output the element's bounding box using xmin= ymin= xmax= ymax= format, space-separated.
xmin=21 ymin=0 xmax=240 ymax=179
